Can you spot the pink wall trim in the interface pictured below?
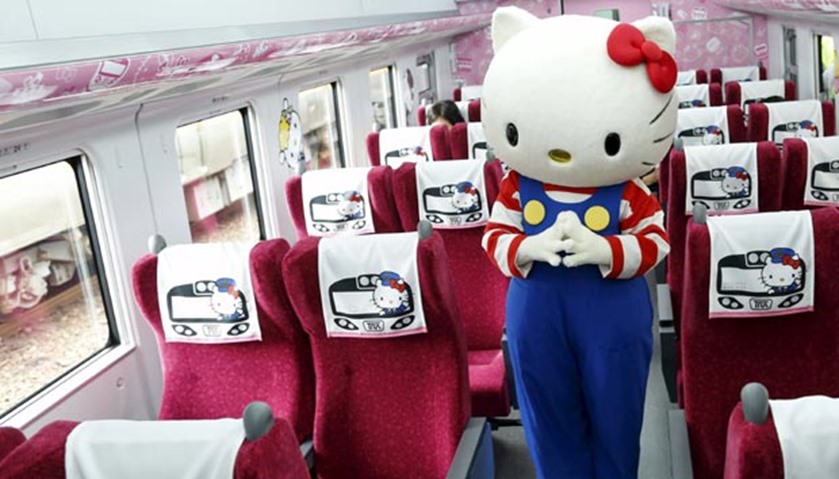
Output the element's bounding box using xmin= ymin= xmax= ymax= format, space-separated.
xmin=451 ymin=0 xmax=769 ymax=88
xmin=0 ymin=14 xmax=491 ymax=112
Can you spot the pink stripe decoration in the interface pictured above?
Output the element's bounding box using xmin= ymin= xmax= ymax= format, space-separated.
xmin=0 ymin=13 xmax=490 ymax=112
xmin=714 ymin=0 xmax=839 ymax=12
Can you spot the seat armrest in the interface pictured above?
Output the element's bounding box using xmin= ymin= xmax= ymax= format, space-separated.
xmin=300 ymin=439 xmax=314 ymax=471
xmin=501 ymin=331 xmax=518 ymax=409
xmin=446 ymin=418 xmax=494 ymax=479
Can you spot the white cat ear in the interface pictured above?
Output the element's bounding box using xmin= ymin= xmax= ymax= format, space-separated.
xmin=492 ymin=7 xmax=539 ymax=53
xmin=765 ymin=257 xmax=773 ymax=265
xmin=632 ymin=16 xmax=676 ymax=54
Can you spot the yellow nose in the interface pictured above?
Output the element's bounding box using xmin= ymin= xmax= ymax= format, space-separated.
xmin=548 ymin=149 xmax=572 ymax=163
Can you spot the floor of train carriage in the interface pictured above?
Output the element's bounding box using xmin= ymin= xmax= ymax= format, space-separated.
xmin=493 ymin=271 xmax=675 ymax=479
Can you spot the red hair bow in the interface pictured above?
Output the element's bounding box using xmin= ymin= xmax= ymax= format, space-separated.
xmin=736 ymin=172 xmax=748 ymax=181
xmin=782 ymin=256 xmax=800 ymax=269
xmin=388 ymin=279 xmax=407 ymax=292
xmin=607 ymin=24 xmax=677 ymax=94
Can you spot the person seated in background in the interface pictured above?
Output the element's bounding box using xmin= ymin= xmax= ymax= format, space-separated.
xmin=429 ymin=100 xmax=465 ymax=128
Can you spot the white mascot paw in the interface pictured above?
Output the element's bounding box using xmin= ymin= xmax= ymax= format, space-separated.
xmin=515 ymin=215 xmax=568 ymax=267
xmin=555 ymin=211 xmax=612 ymax=268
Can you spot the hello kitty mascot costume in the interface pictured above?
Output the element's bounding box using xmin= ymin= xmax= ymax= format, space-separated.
xmin=482 ymin=8 xmax=677 ymax=478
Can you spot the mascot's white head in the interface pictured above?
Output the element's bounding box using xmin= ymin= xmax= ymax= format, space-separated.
xmin=482 ymin=8 xmax=678 ymax=188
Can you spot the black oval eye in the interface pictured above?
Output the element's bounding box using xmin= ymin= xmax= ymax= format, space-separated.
xmin=506 ymin=123 xmax=519 ymax=147
xmin=605 ymin=133 xmax=621 ymax=156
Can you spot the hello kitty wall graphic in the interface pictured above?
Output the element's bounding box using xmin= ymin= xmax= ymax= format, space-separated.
xmin=326 ymin=270 xmax=415 ymax=334
xmin=165 ymin=277 xmax=250 ymax=338
xmin=278 ymin=98 xmax=304 ymax=171
xmin=716 ymin=247 xmax=806 ymax=311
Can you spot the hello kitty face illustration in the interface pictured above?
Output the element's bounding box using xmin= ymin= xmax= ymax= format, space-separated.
xmin=373 ymin=271 xmax=410 ymax=315
xmin=721 ymin=167 xmax=750 ymax=197
xmin=761 ymin=248 xmax=803 ymax=294
xmin=703 ymin=126 xmax=725 ymax=145
xmin=336 ymin=191 xmax=364 ymax=219
xmin=210 ymin=278 xmax=244 ymax=320
xmin=795 ymin=121 xmax=818 ymax=139
xmin=451 ymin=181 xmax=480 ymax=212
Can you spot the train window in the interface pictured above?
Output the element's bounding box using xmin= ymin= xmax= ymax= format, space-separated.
xmin=0 ymin=159 xmax=117 ymax=417
xmin=175 ymin=109 xmax=264 ymax=243
xmin=370 ymin=66 xmax=398 ymax=131
xmin=815 ymin=34 xmax=836 ymax=101
xmin=298 ymin=83 xmax=346 ymax=171
xmin=416 ymin=53 xmax=437 ymax=106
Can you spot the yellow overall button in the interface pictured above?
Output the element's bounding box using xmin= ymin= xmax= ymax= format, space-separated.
xmin=523 ymin=200 xmax=546 ymax=226
xmin=584 ymin=206 xmax=610 ymax=232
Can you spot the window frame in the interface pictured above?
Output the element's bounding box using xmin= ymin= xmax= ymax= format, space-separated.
xmin=297 ymin=79 xmax=349 ymax=170
xmin=174 ymin=106 xmax=267 ymax=242
xmin=0 ymin=153 xmax=121 ymax=420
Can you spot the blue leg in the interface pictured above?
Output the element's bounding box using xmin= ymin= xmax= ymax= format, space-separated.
xmin=506 ymin=279 xmax=594 ymax=479
xmin=572 ymin=280 xmax=653 ymax=479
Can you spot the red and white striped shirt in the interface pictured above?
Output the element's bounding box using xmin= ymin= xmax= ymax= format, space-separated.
xmin=482 ymin=170 xmax=670 ymax=279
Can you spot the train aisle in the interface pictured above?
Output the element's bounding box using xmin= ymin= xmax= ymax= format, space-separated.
xmin=492 ymin=271 xmax=675 ymax=479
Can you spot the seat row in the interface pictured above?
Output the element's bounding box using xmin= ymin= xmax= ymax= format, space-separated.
xmin=285 ymin=161 xmax=512 ymax=420
xmin=366 ymin=118 xmax=487 ymax=166
xmin=0 ymin=223 xmax=500 ymax=479
xmin=660 ymin=135 xmax=839 ymax=478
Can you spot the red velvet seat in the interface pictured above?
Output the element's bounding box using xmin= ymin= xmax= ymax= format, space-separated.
xmin=723 ymin=402 xmax=784 ymax=479
xmin=724 ymin=80 xmax=796 ymax=106
xmin=0 ymin=417 xmax=308 ymax=479
xmin=665 ymin=142 xmax=783 ymax=404
xmin=366 ymin=125 xmax=451 ymax=165
xmin=662 ymin=105 xmax=747 ymax=207
xmin=710 ymin=65 xmax=767 ymax=85
xmin=449 ymin=122 xmax=490 ymax=160
xmin=390 ymin=161 xmax=509 ymax=417
xmin=681 ymin=207 xmax=839 ymax=479
xmin=746 ymin=101 xmax=836 ymax=143
xmin=130 ymin=240 xmax=315 ymax=442
xmin=282 ymin=233 xmax=477 ymax=479
xmin=454 ymin=85 xmax=482 ymax=102
xmin=780 ymin=138 xmax=817 ymax=211
xmin=0 ymin=427 xmax=25 ymax=463
xmin=284 ymin=166 xmax=402 ymax=240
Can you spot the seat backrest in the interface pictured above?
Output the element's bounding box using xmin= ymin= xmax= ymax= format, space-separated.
xmin=0 ymin=427 xmax=24 ymax=463
xmin=282 ymin=234 xmax=470 ymax=479
xmin=725 ymin=79 xmax=796 ymax=107
xmin=782 ymin=136 xmax=839 ymax=211
xmin=449 ymin=122 xmax=491 ymax=160
xmin=697 ymin=69 xmax=709 ymax=84
xmin=368 ymin=126 xmax=450 ymax=167
xmin=0 ymin=417 xmax=308 ymax=479
xmin=285 ymin=166 xmax=402 ymax=240
xmin=665 ymin=142 xmax=782 ymax=334
xmin=681 ymin=207 xmax=839 ymax=479
xmin=747 ymin=100 xmax=836 ymax=144
xmin=468 ymin=99 xmax=481 ymax=122
xmin=130 ymin=240 xmax=314 ymax=441
xmin=711 ymin=65 xmax=764 ymax=85
xmin=391 ymin=161 xmax=506 ymax=352
xmin=675 ymin=105 xmax=747 ymax=147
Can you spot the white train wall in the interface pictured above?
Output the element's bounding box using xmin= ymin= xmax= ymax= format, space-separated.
xmin=0 ymin=34 xmax=454 ymax=434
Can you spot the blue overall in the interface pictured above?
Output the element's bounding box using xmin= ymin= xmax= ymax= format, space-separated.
xmin=506 ymin=175 xmax=653 ymax=479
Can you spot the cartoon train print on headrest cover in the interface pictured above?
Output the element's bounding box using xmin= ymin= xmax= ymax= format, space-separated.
xmin=165 ymin=277 xmax=250 ymax=338
xmin=716 ymin=247 xmax=806 ymax=310
xmin=327 ymin=270 xmax=416 ymax=333
xmin=678 ymin=124 xmax=725 ymax=146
